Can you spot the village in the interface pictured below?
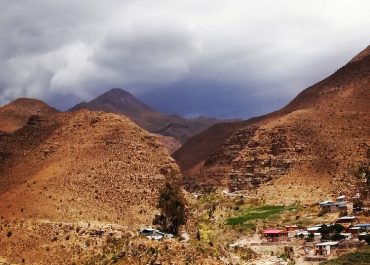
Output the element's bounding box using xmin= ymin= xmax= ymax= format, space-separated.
xmin=225 ymin=191 xmax=370 ymax=264
xmin=136 ymin=188 xmax=370 ymax=264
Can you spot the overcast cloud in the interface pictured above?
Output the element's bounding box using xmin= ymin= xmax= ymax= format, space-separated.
xmin=0 ymin=0 xmax=369 ymax=118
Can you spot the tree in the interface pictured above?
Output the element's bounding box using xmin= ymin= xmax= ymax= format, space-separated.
xmin=318 ymin=224 xmax=345 ymax=241
xmin=307 ymin=233 xmax=315 ymax=242
xmin=318 ymin=225 xmax=331 ymax=241
xmin=154 ymin=182 xmax=186 ymax=235
xmin=331 ymin=224 xmax=345 ymax=234
xmin=331 ymin=233 xmax=345 ymax=241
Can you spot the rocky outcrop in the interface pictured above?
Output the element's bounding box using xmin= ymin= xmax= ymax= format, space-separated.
xmin=228 ymin=127 xmax=305 ymax=191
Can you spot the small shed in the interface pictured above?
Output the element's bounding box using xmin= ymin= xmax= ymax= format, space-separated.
xmin=315 ymin=241 xmax=339 ymax=256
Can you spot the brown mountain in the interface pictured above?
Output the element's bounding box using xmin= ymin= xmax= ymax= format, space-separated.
xmin=70 ymin=88 xmax=221 ymax=145
xmin=0 ymin=109 xmax=180 ymax=224
xmin=174 ymin=45 xmax=370 ymax=203
xmin=0 ymin=98 xmax=58 ymax=132
xmin=0 ymin=107 xmax=185 ymax=263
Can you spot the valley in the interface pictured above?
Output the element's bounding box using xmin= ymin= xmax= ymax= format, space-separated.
xmin=0 ymin=46 xmax=369 ymax=264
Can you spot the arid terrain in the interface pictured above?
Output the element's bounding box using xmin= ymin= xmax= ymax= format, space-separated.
xmin=0 ymin=106 xmax=185 ymax=264
xmin=0 ymin=46 xmax=369 ymax=265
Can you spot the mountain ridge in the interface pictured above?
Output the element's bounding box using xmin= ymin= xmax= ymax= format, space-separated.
xmin=69 ymin=88 xmax=222 ymax=145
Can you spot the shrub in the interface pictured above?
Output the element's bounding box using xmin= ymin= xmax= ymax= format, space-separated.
xmin=353 ymin=199 xmax=364 ymax=210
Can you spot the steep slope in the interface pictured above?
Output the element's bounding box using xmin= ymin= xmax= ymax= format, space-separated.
xmin=173 ymin=114 xmax=276 ymax=172
xmin=70 ymin=88 xmax=221 ymax=144
xmin=177 ymin=45 xmax=370 ymax=203
xmin=0 ymin=98 xmax=58 ymax=132
xmin=0 ymin=110 xmax=180 ymax=225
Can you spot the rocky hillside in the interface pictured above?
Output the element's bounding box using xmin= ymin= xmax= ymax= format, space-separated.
xmin=0 ymin=109 xmax=180 ymax=225
xmin=176 ymin=45 xmax=370 ymax=203
xmin=70 ymin=88 xmax=221 ymax=144
xmin=0 ymin=98 xmax=58 ymax=132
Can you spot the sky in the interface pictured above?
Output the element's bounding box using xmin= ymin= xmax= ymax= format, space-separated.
xmin=0 ymin=0 xmax=369 ymax=118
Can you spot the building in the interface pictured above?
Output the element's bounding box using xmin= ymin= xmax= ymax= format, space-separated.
xmin=339 ymin=233 xmax=352 ymax=240
xmin=315 ymin=241 xmax=339 ymax=256
xmin=337 ymin=195 xmax=346 ymax=203
xmin=139 ymin=228 xmax=173 ymax=240
xmin=262 ymin=229 xmax=288 ymax=242
xmin=335 ymin=216 xmax=357 ymax=229
xmin=285 ymin=225 xmax=298 ymax=232
xmin=349 ymin=226 xmax=361 ymax=236
xmin=307 ymin=224 xmax=322 ymax=234
xmin=355 ymin=223 xmax=370 ymax=232
xmin=285 ymin=225 xmax=298 ymax=238
xmin=319 ymin=201 xmax=347 ymax=213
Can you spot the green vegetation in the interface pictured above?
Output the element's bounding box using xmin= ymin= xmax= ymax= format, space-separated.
xmin=320 ymin=247 xmax=370 ymax=265
xmin=318 ymin=224 xmax=345 ymax=241
xmin=198 ymin=223 xmax=213 ymax=242
xmin=226 ymin=205 xmax=298 ymax=225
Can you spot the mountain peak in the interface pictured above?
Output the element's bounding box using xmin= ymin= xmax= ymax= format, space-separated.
xmin=104 ymin=88 xmax=133 ymax=96
xmin=69 ymin=88 xmax=222 ymax=144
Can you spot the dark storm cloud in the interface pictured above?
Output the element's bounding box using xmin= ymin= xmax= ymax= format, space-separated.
xmin=0 ymin=0 xmax=369 ymax=117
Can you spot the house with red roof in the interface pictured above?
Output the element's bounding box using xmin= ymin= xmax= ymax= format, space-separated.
xmin=262 ymin=229 xmax=288 ymax=242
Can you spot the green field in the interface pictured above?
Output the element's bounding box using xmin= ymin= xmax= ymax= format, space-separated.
xmin=320 ymin=247 xmax=370 ymax=265
xmin=226 ymin=205 xmax=298 ymax=225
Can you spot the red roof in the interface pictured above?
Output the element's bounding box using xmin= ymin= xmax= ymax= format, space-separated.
xmin=263 ymin=229 xmax=284 ymax=234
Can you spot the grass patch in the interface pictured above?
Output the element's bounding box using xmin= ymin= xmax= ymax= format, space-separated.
xmin=198 ymin=223 xmax=213 ymax=242
xmin=226 ymin=205 xmax=298 ymax=225
xmin=320 ymin=246 xmax=370 ymax=265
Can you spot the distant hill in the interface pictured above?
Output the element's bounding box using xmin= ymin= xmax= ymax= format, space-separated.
xmin=70 ymin=88 xmax=222 ymax=145
xmin=0 ymin=98 xmax=58 ymax=132
xmin=174 ymin=45 xmax=370 ymax=204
